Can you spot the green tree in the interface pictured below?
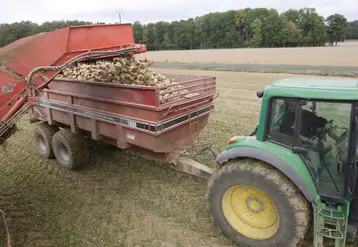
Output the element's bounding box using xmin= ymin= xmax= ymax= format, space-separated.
xmin=281 ymin=17 xmax=293 ymax=47
xmin=263 ymin=9 xmax=282 ymax=47
xmin=325 ymin=14 xmax=349 ymax=46
xmin=194 ymin=16 xmax=208 ymax=49
xmin=145 ymin=23 xmax=159 ymax=50
xmin=347 ymin=20 xmax=358 ymax=39
xmin=142 ymin=28 xmax=148 ymax=46
xmin=233 ymin=10 xmax=246 ymax=47
xmin=312 ymin=15 xmax=326 ymax=46
xmin=0 ymin=9 xmax=353 ymax=50
xmin=161 ymin=33 xmax=174 ymax=50
xmin=132 ymin=21 xmax=144 ymax=44
xmin=282 ymin=9 xmax=300 ymax=23
xmin=251 ymin=18 xmax=262 ymax=47
xmin=281 ymin=8 xmax=325 ymax=46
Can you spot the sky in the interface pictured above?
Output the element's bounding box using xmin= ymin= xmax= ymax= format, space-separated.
xmin=0 ymin=0 xmax=357 ymax=25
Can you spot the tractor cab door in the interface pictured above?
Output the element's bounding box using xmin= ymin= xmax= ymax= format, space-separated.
xmin=268 ymin=98 xmax=357 ymax=200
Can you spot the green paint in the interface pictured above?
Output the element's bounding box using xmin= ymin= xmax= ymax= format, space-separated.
xmin=218 ymin=77 xmax=358 ymax=246
xmin=314 ymin=201 xmax=350 ymax=246
xmin=256 ymin=97 xmax=268 ymax=142
xmin=263 ymin=77 xmax=358 ymax=100
xmin=225 ymin=137 xmax=319 ymax=201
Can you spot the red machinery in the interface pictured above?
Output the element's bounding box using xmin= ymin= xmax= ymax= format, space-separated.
xmin=0 ymin=23 xmax=216 ymax=246
xmin=0 ymin=24 xmax=147 ymax=144
xmin=0 ymin=23 xmax=217 ymax=175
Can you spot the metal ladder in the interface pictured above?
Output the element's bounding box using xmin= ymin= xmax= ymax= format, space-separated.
xmin=314 ymin=202 xmax=349 ymax=247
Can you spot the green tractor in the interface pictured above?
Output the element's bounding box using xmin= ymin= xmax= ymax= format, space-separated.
xmin=207 ymin=77 xmax=358 ymax=247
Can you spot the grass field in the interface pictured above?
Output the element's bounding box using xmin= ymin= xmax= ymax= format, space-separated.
xmin=139 ymin=40 xmax=358 ymax=67
xmin=0 ymin=69 xmax=357 ymax=247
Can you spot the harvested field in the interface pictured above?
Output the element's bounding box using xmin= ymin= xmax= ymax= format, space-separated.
xmin=1 ymin=69 xmax=358 ymax=247
xmin=137 ymin=40 xmax=358 ymax=67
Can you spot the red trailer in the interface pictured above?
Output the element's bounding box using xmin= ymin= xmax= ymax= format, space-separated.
xmin=0 ymin=23 xmax=217 ymax=246
xmin=0 ymin=23 xmax=217 ymax=178
xmin=0 ymin=23 xmax=146 ymax=145
xmin=30 ymin=72 xmax=216 ymax=177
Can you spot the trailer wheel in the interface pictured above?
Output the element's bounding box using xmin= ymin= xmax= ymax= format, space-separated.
xmin=207 ymin=158 xmax=310 ymax=247
xmin=32 ymin=123 xmax=59 ymax=159
xmin=52 ymin=129 xmax=89 ymax=170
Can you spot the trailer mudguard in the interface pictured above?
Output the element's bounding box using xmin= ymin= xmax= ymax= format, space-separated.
xmin=215 ymin=136 xmax=319 ymax=203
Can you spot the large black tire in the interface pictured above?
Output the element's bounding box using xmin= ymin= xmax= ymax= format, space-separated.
xmin=32 ymin=123 xmax=59 ymax=159
xmin=207 ymin=158 xmax=310 ymax=247
xmin=52 ymin=129 xmax=89 ymax=170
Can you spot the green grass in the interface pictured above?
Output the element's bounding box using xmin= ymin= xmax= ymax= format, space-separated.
xmin=1 ymin=69 xmax=357 ymax=247
xmin=0 ymin=122 xmax=234 ymax=247
xmin=0 ymin=217 xmax=5 ymax=247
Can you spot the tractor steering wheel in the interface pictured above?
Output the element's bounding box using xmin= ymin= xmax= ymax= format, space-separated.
xmin=313 ymin=119 xmax=334 ymax=140
xmin=301 ymin=120 xmax=334 ymax=152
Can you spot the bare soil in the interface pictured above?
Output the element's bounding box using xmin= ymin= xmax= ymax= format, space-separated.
xmin=1 ymin=69 xmax=358 ymax=246
xmin=137 ymin=41 xmax=358 ymax=67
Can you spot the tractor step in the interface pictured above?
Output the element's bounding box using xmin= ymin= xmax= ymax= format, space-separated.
xmin=314 ymin=202 xmax=349 ymax=247
xmin=318 ymin=227 xmax=344 ymax=239
xmin=319 ymin=207 xmax=345 ymax=220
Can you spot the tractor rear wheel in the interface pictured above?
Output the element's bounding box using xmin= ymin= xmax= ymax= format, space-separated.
xmin=207 ymin=158 xmax=310 ymax=247
xmin=32 ymin=123 xmax=59 ymax=159
xmin=52 ymin=129 xmax=89 ymax=170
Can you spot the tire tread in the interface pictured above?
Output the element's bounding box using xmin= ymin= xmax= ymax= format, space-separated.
xmin=207 ymin=158 xmax=311 ymax=247
xmin=32 ymin=122 xmax=59 ymax=158
xmin=52 ymin=129 xmax=89 ymax=169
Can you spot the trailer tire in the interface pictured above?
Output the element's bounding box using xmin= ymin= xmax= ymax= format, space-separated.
xmin=52 ymin=129 xmax=89 ymax=170
xmin=32 ymin=123 xmax=59 ymax=159
xmin=207 ymin=158 xmax=310 ymax=247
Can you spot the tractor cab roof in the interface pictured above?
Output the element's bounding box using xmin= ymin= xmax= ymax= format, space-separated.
xmin=262 ymin=77 xmax=358 ymax=101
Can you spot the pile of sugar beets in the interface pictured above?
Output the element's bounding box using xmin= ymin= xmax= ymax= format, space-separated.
xmin=56 ymin=55 xmax=198 ymax=103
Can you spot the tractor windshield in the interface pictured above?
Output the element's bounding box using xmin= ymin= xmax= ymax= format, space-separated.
xmin=269 ymin=98 xmax=354 ymax=198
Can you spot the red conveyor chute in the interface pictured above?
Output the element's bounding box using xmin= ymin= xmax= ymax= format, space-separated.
xmin=0 ymin=23 xmax=147 ymax=144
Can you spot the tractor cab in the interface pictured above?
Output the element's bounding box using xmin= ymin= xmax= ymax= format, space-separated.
xmin=210 ymin=77 xmax=358 ymax=247
xmin=258 ymin=78 xmax=358 ymax=245
xmin=268 ymin=97 xmax=353 ymax=200
xmin=260 ymin=78 xmax=358 ymax=202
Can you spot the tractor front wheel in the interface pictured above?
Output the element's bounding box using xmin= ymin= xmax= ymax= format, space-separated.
xmin=207 ymin=158 xmax=310 ymax=247
xmin=52 ymin=129 xmax=89 ymax=170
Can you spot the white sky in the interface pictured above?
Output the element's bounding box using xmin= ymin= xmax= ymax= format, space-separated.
xmin=1 ymin=0 xmax=357 ymax=24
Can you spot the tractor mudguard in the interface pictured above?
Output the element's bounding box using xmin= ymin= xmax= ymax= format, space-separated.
xmin=215 ymin=137 xmax=319 ymax=203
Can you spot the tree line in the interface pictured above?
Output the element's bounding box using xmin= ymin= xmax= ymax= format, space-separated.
xmin=133 ymin=8 xmax=354 ymax=50
xmin=0 ymin=8 xmax=357 ymax=50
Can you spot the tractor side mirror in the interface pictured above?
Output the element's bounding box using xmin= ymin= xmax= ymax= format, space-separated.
xmin=256 ymin=90 xmax=264 ymax=98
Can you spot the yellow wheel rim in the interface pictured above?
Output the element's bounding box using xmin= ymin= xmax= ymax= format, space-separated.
xmin=222 ymin=185 xmax=280 ymax=240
